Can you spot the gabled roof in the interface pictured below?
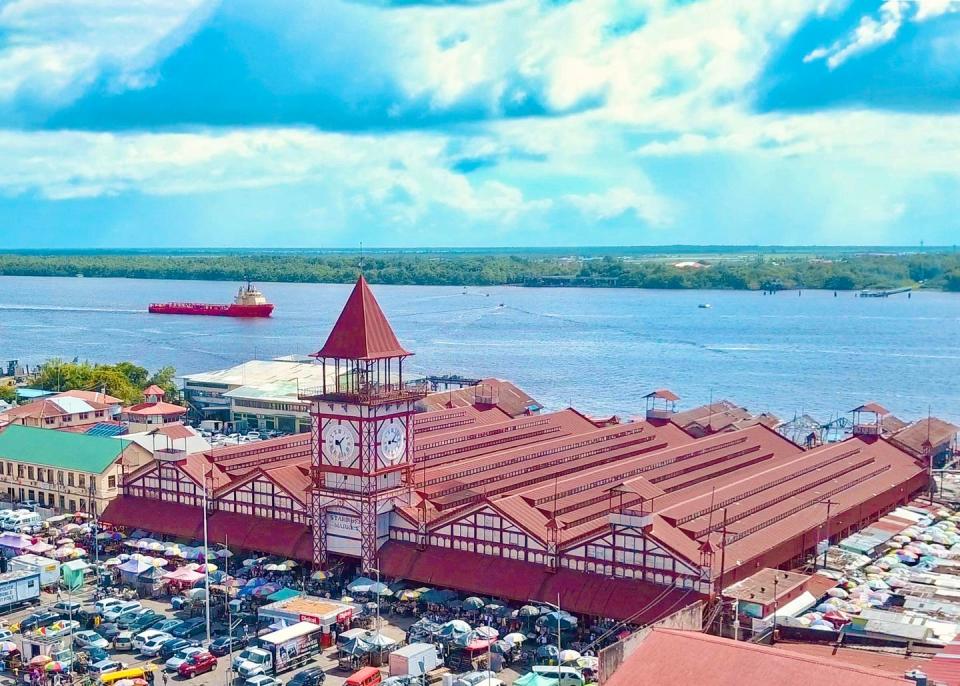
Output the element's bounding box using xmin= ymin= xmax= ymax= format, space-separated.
xmin=142 ymin=385 xmax=165 ymax=397
xmin=313 ymin=275 xmax=410 ymax=360
xmin=852 ymin=402 xmax=889 ymax=415
xmin=890 ymin=417 xmax=959 ymax=454
xmin=1 ymin=397 xmax=108 ymax=420
xmin=0 ymin=424 xmax=130 ymax=473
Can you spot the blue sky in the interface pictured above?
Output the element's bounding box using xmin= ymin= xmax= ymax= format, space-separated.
xmin=0 ymin=0 xmax=958 ymax=248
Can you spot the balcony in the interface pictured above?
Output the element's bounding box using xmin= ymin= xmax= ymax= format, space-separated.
xmin=608 ymin=508 xmax=653 ymax=529
xmin=300 ymin=381 xmax=428 ymax=406
xmin=155 ymin=447 xmax=187 ymax=463
xmin=852 ymin=423 xmax=882 ymax=437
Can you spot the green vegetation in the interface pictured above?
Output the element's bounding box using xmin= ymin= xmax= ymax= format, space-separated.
xmin=0 ymin=250 xmax=958 ymax=291
xmin=33 ymin=359 xmax=178 ymax=405
xmin=0 ymin=385 xmax=16 ymax=403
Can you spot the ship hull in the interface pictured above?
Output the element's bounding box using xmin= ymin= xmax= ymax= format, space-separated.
xmin=148 ymin=303 xmax=274 ymax=318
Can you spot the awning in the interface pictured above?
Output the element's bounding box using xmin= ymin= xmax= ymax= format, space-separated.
xmin=101 ymin=496 xmax=204 ymax=540
xmin=379 ymin=542 xmax=701 ymax=623
xmin=267 ymin=588 xmax=301 ymax=603
xmin=102 ymin=498 xmax=314 ymax=561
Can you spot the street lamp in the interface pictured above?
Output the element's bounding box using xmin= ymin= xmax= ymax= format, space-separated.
xmin=532 ymin=595 xmax=563 ymax=672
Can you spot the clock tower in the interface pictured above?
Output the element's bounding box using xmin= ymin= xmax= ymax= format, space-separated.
xmin=305 ymin=276 xmax=424 ymax=572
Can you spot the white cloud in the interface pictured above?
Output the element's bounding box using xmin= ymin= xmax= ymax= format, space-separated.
xmin=804 ymin=0 xmax=960 ymax=69
xmin=564 ymin=186 xmax=672 ymax=227
xmin=0 ymin=0 xmax=213 ymax=108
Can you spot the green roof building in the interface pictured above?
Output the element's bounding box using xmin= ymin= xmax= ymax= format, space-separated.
xmin=0 ymin=424 xmax=151 ymax=515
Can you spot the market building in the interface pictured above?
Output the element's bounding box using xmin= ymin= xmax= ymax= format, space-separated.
xmin=103 ymin=275 xmax=933 ymax=625
xmin=0 ymin=424 xmax=151 ymax=512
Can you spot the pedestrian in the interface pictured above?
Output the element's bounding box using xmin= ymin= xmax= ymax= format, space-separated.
xmin=161 ymin=671 xmax=168 ymax=686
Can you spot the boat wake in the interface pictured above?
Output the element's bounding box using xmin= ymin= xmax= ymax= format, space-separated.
xmin=0 ymin=304 xmax=143 ymax=314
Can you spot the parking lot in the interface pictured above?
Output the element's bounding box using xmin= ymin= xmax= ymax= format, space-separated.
xmin=0 ymin=586 xmax=528 ymax=686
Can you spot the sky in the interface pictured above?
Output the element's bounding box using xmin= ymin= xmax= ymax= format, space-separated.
xmin=0 ymin=0 xmax=959 ymax=248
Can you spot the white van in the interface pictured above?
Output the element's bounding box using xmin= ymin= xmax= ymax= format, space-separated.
xmin=94 ymin=597 xmax=124 ymax=615
xmin=532 ymin=666 xmax=585 ymax=686
xmin=0 ymin=509 xmax=30 ymax=530
xmin=6 ymin=512 xmax=41 ymax=532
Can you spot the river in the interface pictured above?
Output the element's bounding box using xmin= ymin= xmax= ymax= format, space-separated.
xmin=1 ymin=275 xmax=958 ymax=424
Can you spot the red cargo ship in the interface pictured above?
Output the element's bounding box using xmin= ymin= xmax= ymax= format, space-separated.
xmin=149 ymin=282 xmax=274 ymax=318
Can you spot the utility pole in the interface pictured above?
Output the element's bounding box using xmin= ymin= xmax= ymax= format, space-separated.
xmin=819 ymin=499 xmax=838 ymax=569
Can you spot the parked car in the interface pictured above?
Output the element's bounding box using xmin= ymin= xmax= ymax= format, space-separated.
xmin=93 ymin=598 xmax=123 ymax=615
xmin=103 ymin=601 xmax=141 ymax=622
xmin=154 ymin=619 xmax=184 ymax=633
xmin=19 ymin=611 xmax=59 ymax=631
xmin=116 ymin=608 xmax=153 ymax=629
xmin=244 ymin=676 xmax=280 ymax=686
xmin=166 ymin=647 xmax=204 ymax=672
xmin=81 ymin=646 xmax=110 ymax=664
xmin=0 ymin=628 xmax=13 ymax=642
xmin=129 ymin=611 xmax=163 ymax=632
xmin=209 ymin=635 xmax=248 ymax=657
xmin=171 ymin=618 xmax=206 ymax=639
xmin=113 ymin=631 xmax=134 ymax=651
xmin=178 ymin=651 xmax=218 ymax=679
xmin=99 ymin=623 xmax=122 ymax=641
xmin=51 ymin=600 xmax=83 ymax=618
xmin=74 ymin=630 xmax=109 ymax=650
xmin=15 ymin=500 xmax=39 ymax=512
xmin=141 ymin=633 xmax=176 ymax=658
xmin=159 ymin=638 xmax=194 ymax=660
xmin=88 ymin=659 xmax=124 ymax=677
xmin=289 ymin=667 xmax=326 ymax=686
xmin=132 ymin=629 xmax=171 ymax=652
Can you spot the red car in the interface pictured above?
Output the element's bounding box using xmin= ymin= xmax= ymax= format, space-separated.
xmin=178 ymin=651 xmax=218 ymax=678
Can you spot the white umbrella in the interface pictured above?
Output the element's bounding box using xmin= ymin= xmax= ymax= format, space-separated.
xmin=215 ymin=549 xmax=233 ymax=559
xmin=559 ymin=649 xmax=581 ymax=663
xmin=503 ymin=633 xmax=526 ymax=645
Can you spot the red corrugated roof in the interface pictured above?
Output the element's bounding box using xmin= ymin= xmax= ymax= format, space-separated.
xmin=605 ymin=628 xmax=906 ymax=686
xmin=101 ymin=496 xmax=204 ymax=540
xmin=644 ymin=389 xmax=680 ymax=402
xmin=378 ymin=542 xmax=699 ymax=622
xmin=853 ymin=402 xmax=890 ymax=415
xmin=313 ymin=275 xmax=410 ymax=360
xmin=926 ymin=640 xmax=960 ymax=686
xmin=142 ymin=385 xmax=165 ymax=397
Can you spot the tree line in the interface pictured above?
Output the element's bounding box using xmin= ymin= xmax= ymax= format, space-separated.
xmin=10 ymin=360 xmax=179 ymax=405
xmin=0 ymin=251 xmax=959 ymax=291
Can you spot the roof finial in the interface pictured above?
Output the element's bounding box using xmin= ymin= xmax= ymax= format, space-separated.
xmin=358 ymin=241 xmax=364 ymax=275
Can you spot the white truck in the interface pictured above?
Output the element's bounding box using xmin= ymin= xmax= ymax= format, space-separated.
xmin=389 ymin=642 xmax=439 ymax=678
xmin=235 ymin=622 xmax=323 ymax=678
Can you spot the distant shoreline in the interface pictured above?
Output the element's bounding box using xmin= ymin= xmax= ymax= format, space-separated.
xmin=1 ymin=250 xmax=958 ymax=292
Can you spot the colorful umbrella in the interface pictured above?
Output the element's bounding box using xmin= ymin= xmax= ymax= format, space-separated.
xmin=310 ymin=570 xmax=329 ymax=581
xmin=463 ymin=597 xmax=485 ymax=610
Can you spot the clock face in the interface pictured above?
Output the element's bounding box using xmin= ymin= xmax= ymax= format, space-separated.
xmin=379 ymin=421 xmax=406 ymax=463
xmin=324 ymin=424 xmax=356 ymax=463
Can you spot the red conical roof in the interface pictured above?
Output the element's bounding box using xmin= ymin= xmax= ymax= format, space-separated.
xmin=313 ymin=275 xmax=411 ymax=360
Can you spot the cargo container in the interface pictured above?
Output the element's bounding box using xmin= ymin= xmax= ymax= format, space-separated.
xmin=0 ymin=570 xmax=40 ymax=613
xmin=388 ymin=642 xmax=439 ymax=678
xmin=10 ymin=555 xmax=60 ymax=588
